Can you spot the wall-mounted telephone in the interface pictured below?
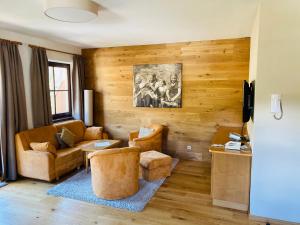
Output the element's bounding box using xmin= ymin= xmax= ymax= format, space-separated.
xmin=271 ymin=94 xmax=283 ymax=120
xmin=229 ymin=132 xmax=242 ymax=141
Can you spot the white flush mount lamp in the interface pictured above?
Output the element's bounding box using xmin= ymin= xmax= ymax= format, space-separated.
xmin=44 ymin=0 xmax=99 ymax=23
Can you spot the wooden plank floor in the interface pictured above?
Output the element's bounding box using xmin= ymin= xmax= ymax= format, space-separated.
xmin=0 ymin=161 xmax=282 ymax=225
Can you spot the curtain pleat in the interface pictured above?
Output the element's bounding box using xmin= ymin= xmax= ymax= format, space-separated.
xmin=30 ymin=47 xmax=52 ymax=128
xmin=72 ymin=55 xmax=85 ymax=120
xmin=0 ymin=41 xmax=28 ymax=181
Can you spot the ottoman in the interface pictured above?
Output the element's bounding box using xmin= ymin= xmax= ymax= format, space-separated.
xmin=140 ymin=150 xmax=172 ymax=181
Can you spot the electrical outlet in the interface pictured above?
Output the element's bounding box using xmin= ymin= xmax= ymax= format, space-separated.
xmin=187 ymin=145 xmax=192 ymax=151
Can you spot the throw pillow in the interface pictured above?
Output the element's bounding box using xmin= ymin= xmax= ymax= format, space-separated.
xmin=84 ymin=127 xmax=103 ymax=141
xmin=61 ymin=127 xmax=76 ymax=147
xmin=55 ymin=133 xmax=68 ymax=149
xmin=138 ymin=127 xmax=154 ymax=138
xmin=30 ymin=142 xmax=57 ymax=157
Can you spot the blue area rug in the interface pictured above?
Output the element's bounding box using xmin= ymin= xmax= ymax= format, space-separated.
xmin=48 ymin=158 xmax=179 ymax=212
xmin=0 ymin=182 xmax=7 ymax=188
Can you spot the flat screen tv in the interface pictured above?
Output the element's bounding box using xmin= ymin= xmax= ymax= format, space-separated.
xmin=242 ymin=80 xmax=255 ymax=123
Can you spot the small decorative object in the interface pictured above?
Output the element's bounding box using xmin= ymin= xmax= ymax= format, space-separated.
xmin=133 ymin=63 xmax=182 ymax=108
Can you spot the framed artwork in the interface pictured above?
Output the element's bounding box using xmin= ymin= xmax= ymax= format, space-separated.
xmin=133 ymin=63 xmax=182 ymax=108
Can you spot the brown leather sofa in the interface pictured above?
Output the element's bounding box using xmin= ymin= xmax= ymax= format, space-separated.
xmin=15 ymin=120 xmax=105 ymax=182
xmin=88 ymin=147 xmax=140 ymax=200
xmin=128 ymin=124 xmax=163 ymax=152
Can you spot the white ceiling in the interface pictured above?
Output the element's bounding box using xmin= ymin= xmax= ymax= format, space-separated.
xmin=0 ymin=0 xmax=258 ymax=48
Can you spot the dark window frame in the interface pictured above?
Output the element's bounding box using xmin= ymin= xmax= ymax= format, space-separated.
xmin=48 ymin=61 xmax=72 ymax=121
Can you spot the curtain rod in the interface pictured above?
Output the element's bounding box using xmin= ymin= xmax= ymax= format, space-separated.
xmin=0 ymin=38 xmax=22 ymax=45
xmin=29 ymin=44 xmax=81 ymax=56
xmin=0 ymin=39 xmax=81 ymax=56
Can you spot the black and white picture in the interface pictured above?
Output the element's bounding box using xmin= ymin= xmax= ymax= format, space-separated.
xmin=133 ymin=63 xmax=182 ymax=108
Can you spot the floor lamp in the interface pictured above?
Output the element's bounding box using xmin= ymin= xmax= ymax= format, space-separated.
xmin=84 ymin=89 xmax=93 ymax=127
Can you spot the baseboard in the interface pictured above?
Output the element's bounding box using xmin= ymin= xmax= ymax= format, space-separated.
xmin=250 ymin=214 xmax=300 ymax=225
xmin=213 ymin=199 xmax=248 ymax=212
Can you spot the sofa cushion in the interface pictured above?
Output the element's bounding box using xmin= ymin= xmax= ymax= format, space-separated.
xmin=84 ymin=127 xmax=103 ymax=141
xmin=140 ymin=150 xmax=172 ymax=170
xmin=55 ymin=147 xmax=83 ymax=177
xmin=30 ymin=142 xmax=57 ymax=157
xmin=54 ymin=120 xmax=85 ymax=143
xmin=138 ymin=127 xmax=154 ymax=138
xmin=56 ymin=147 xmax=81 ymax=158
xmin=55 ymin=133 xmax=68 ymax=149
xmin=61 ymin=127 xmax=76 ymax=147
xmin=21 ymin=125 xmax=59 ymax=149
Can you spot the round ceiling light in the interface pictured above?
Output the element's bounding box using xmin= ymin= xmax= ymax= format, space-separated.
xmin=44 ymin=0 xmax=99 ymax=23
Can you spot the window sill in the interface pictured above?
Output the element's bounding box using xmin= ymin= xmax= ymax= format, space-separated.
xmin=53 ymin=116 xmax=74 ymax=123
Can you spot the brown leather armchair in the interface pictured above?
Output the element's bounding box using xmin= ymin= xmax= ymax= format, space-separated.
xmin=128 ymin=124 xmax=163 ymax=152
xmin=88 ymin=147 xmax=140 ymax=200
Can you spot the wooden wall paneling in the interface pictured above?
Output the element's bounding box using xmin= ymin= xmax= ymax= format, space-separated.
xmin=83 ymin=38 xmax=250 ymax=160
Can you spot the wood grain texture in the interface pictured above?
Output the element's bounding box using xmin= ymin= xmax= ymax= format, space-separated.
xmin=212 ymin=153 xmax=251 ymax=211
xmin=82 ymin=38 xmax=250 ymax=160
xmin=209 ymin=126 xmax=252 ymax=157
xmin=210 ymin=127 xmax=251 ymax=211
xmin=0 ymin=161 xmax=292 ymax=225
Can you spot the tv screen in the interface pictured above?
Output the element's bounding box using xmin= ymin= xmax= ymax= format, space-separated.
xmin=242 ymin=80 xmax=255 ymax=123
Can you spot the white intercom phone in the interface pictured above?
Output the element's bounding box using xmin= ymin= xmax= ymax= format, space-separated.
xmin=271 ymin=94 xmax=283 ymax=120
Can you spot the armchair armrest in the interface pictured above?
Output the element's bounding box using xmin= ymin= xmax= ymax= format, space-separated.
xmin=133 ymin=130 xmax=161 ymax=142
xmin=130 ymin=130 xmax=163 ymax=152
xmin=129 ymin=130 xmax=139 ymax=141
xmin=17 ymin=150 xmax=56 ymax=181
xmin=88 ymin=147 xmax=140 ymax=159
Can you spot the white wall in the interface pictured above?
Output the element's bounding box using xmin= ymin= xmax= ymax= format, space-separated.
xmin=0 ymin=29 xmax=81 ymax=128
xmin=247 ymin=2 xmax=260 ymax=141
xmin=250 ymin=0 xmax=300 ymax=223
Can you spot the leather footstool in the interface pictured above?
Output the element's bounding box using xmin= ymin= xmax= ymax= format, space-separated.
xmin=140 ymin=150 xmax=172 ymax=181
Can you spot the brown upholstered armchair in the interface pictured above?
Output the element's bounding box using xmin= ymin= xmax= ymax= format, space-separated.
xmin=88 ymin=147 xmax=140 ymax=200
xmin=128 ymin=124 xmax=163 ymax=152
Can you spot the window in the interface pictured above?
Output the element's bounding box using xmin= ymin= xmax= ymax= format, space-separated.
xmin=48 ymin=62 xmax=72 ymax=121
